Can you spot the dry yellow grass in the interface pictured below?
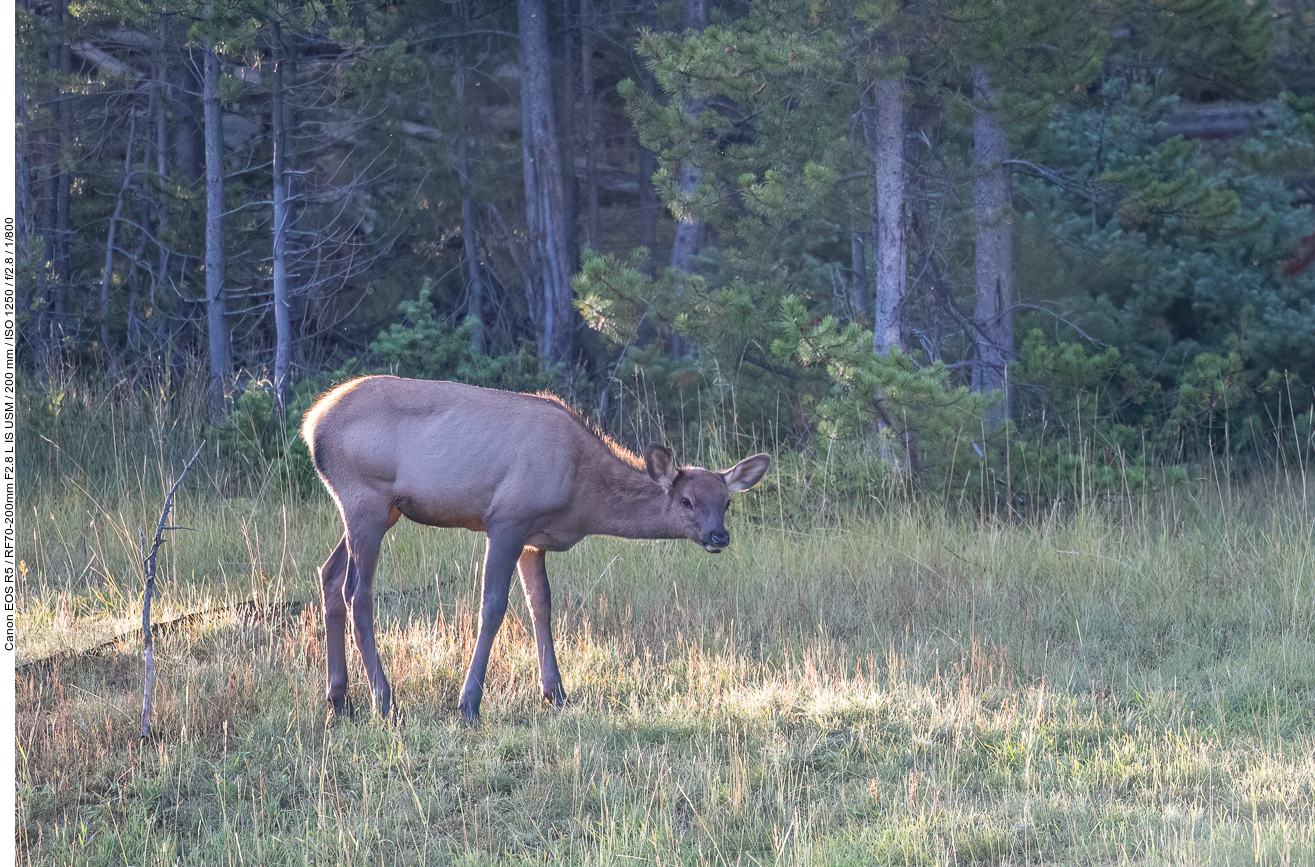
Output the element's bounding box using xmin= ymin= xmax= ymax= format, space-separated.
xmin=15 ymin=381 xmax=1315 ymax=864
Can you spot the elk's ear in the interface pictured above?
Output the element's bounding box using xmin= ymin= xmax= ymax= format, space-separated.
xmin=722 ymin=453 xmax=770 ymax=493
xmin=644 ymin=444 xmax=678 ymax=491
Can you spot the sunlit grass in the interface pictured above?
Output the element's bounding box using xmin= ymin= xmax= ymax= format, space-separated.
xmin=16 ymin=379 xmax=1315 ymax=865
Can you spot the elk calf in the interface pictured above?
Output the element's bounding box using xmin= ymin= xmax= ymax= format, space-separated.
xmin=302 ymin=376 xmax=770 ymax=721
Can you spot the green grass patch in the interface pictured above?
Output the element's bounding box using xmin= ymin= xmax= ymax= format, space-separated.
xmin=16 ymin=384 xmax=1315 ymax=865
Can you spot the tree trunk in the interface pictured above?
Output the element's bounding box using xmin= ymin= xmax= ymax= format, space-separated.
xmin=203 ymin=32 xmax=229 ymax=420
xmin=661 ymin=0 xmax=711 ymax=357
xmin=909 ymin=161 xmax=949 ymax=364
xmin=637 ymin=151 xmax=659 ymax=271
xmin=555 ymin=2 xmax=579 ymax=271
xmin=125 ymin=211 xmax=149 ymax=353
xmin=454 ymin=50 xmax=485 ymax=354
xmin=270 ymin=22 xmax=293 ymax=412
xmin=847 ymin=184 xmax=870 ymax=322
xmin=15 ymin=59 xmax=35 ymax=329
xmin=54 ymin=39 xmax=72 ymax=324
xmin=971 ymin=66 xmax=1014 ymax=429
xmin=169 ymin=58 xmax=205 ymax=183
xmin=580 ymin=0 xmax=600 ymax=251
xmin=99 ymin=115 xmax=137 ymax=358
xmin=636 ymin=1 xmax=661 ymax=278
xmin=864 ymin=73 xmax=909 ymax=356
xmin=151 ymin=23 xmax=185 ymax=378
xmin=668 ymin=0 xmax=709 ymax=277
xmin=42 ymin=15 xmax=73 ymax=359
xmin=519 ymin=0 xmax=575 ymax=365
xmin=861 ymin=47 xmax=919 ymax=476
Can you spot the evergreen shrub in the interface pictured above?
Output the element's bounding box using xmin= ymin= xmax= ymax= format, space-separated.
xmin=370 ymin=280 xmax=575 ymax=396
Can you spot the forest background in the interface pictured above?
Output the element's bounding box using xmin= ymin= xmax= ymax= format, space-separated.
xmin=14 ymin=0 xmax=1315 ymax=495
xmin=15 ymin=3 xmax=1315 ymax=862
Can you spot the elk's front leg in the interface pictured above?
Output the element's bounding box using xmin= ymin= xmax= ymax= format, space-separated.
xmin=458 ymin=534 xmax=521 ymax=722
xmin=518 ymin=547 xmax=565 ymax=706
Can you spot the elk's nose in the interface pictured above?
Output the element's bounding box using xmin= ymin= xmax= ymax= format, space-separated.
xmin=707 ymin=529 xmax=729 ymax=548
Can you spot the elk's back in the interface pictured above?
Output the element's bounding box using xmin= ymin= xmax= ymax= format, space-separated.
xmin=303 ymin=377 xmax=590 ymax=529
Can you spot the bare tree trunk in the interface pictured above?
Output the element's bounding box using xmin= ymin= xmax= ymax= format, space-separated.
xmin=909 ymin=160 xmax=949 ymax=364
xmin=580 ymin=0 xmax=600 ymax=251
xmin=16 ymin=60 xmax=37 ymax=337
xmin=519 ymin=0 xmax=575 ymax=365
xmin=270 ymin=22 xmax=293 ymax=412
xmin=847 ymin=184 xmax=870 ymax=322
xmin=169 ymin=62 xmax=204 ymax=181
xmin=861 ymin=46 xmax=919 ymax=476
xmin=150 ymin=26 xmax=170 ymax=349
xmin=668 ymin=165 xmax=703 ymax=273
xmin=41 ymin=14 xmax=74 ymax=361
xmin=667 ymin=0 xmax=709 ymax=277
xmin=636 ymin=0 xmax=660 ymax=278
xmin=863 ymin=72 xmax=909 ymax=356
xmin=454 ymin=51 xmax=485 ymax=353
xmin=125 ymin=214 xmax=149 ymax=352
xmin=638 ymin=145 xmax=659 ymax=276
xmin=203 ymin=32 xmax=229 ymax=420
xmin=54 ymin=38 xmax=72 ymax=325
xmin=15 ymin=61 xmax=33 ymax=293
xmin=661 ymin=0 xmax=711 ymax=357
xmin=971 ymin=66 xmax=1013 ymax=429
xmin=99 ymin=115 xmax=137 ymax=358
xmin=152 ymin=25 xmax=192 ymax=385
xmin=555 ymin=3 xmax=579 ymax=271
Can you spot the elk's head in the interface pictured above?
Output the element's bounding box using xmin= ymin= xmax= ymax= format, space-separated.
xmin=644 ymin=445 xmax=771 ymax=553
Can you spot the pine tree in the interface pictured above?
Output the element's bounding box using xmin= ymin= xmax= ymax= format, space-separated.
xmin=201 ymin=2 xmax=230 ymax=420
xmin=519 ymin=0 xmax=576 ymax=365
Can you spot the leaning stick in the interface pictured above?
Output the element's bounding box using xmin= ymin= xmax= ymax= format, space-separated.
xmin=140 ymin=444 xmax=204 ymax=740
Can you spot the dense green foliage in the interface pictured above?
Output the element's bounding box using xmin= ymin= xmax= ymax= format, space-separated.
xmin=370 ymin=280 xmax=571 ymax=395
xmin=16 ymin=0 xmax=1315 ymax=496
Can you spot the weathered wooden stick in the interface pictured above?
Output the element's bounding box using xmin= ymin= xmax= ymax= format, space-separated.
xmin=140 ymin=444 xmax=204 ymax=740
xmin=139 ymin=528 xmax=153 ymax=740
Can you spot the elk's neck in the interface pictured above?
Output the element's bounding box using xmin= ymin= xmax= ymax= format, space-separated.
xmin=585 ymin=457 xmax=681 ymax=541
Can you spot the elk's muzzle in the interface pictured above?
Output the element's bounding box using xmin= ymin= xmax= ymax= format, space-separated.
xmin=703 ymin=528 xmax=730 ymax=552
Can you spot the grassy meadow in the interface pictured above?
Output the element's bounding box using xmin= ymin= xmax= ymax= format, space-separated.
xmin=14 ymin=377 xmax=1315 ymax=865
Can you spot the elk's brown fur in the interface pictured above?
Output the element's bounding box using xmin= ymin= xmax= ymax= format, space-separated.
xmin=302 ymin=375 xmax=770 ymax=721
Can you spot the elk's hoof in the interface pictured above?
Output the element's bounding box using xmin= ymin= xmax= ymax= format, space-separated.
xmin=328 ymin=694 xmax=355 ymax=719
xmin=457 ymin=685 xmax=485 ymax=724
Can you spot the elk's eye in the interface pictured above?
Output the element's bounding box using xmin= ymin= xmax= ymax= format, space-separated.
xmin=681 ymin=497 xmax=693 ymax=509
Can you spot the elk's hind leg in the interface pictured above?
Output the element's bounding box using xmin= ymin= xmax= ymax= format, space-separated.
xmin=342 ymin=506 xmax=401 ymax=720
xmin=319 ymin=537 xmax=352 ymax=716
xmin=518 ymin=547 xmax=565 ymax=706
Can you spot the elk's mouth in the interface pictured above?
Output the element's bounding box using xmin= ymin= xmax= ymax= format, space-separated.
xmin=702 ymin=543 xmax=725 ymax=554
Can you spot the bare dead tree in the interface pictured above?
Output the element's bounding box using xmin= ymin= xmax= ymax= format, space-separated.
xmin=140 ymin=443 xmax=203 ymax=741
